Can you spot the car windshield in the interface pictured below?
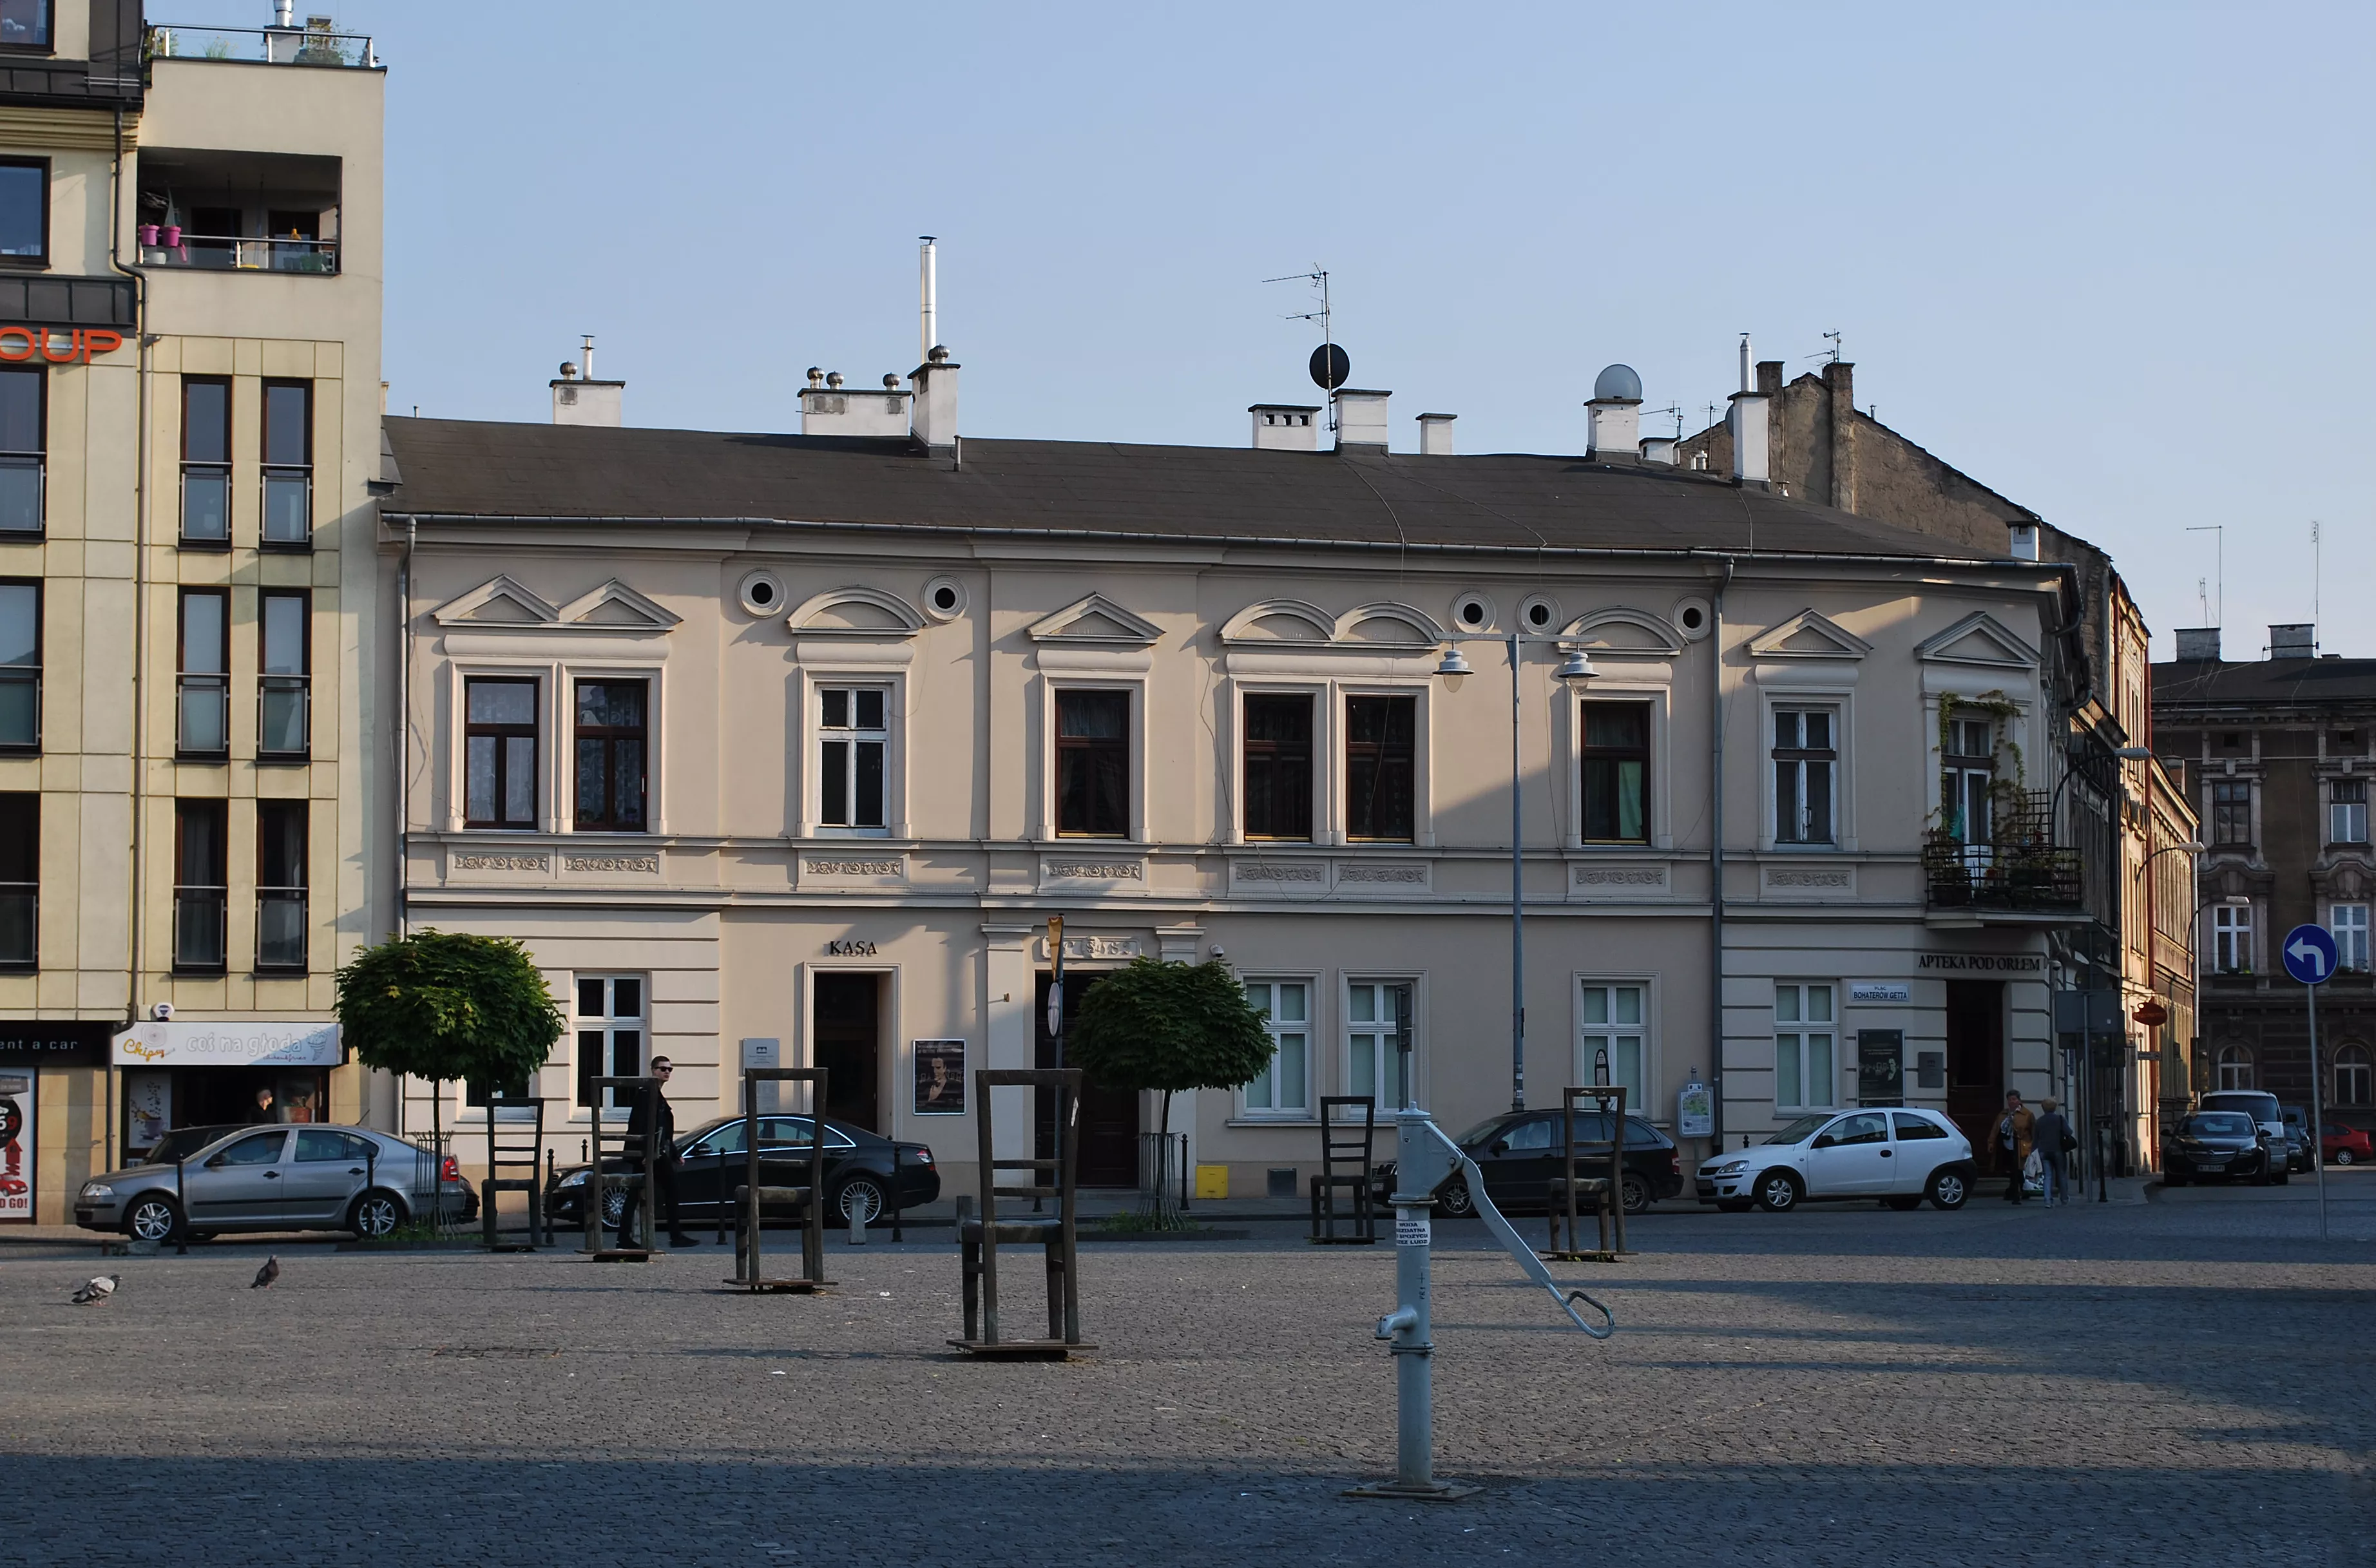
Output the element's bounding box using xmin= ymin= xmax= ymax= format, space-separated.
xmin=139 ymin=1127 xmax=240 ymax=1167
xmin=1457 ymin=1116 xmax=1519 ymax=1147
xmin=2187 ymin=1113 xmax=2256 ymax=1138
xmin=1764 ymin=1114 xmax=1834 ymax=1145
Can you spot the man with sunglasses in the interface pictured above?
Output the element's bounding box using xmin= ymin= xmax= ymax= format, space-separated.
xmin=620 ymin=1055 xmax=698 ymax=1248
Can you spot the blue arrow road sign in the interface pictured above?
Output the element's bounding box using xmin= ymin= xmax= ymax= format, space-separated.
xmin=2283 ymin=923 xmax=2339 ymax=985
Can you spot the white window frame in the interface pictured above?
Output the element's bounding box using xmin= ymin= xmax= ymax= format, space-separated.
xmin=1238 ymin=976 xmax=1314 ymax=1120
xmin=2216 ymin=1044 xmax=2254 ymax=1092
xmin=2333 ymin=779 xmax=2369 ymax=845
xmin=2334 ymin=904 xmax=2371 ymax=972
xmin=2213 ymin=904 xmax=2253 ymax=974
xmin=1774 ymin=981 xmax=1838 ymax=1112
xmin=443 ymin=658 xmax=667 ymax=834
xmin=813 ymin=682 xmax=892 ymax=836
xmin=1575 ymin=979 xmax=1651 ymax=1112
xmin=574 ymin=971 xmax=649 ymax=1120
xmin=1763 ymin=694 xmax=1850 ymax=850
xmin=1343 ymin=977 xmax=1417 ymax=1114
xmin=2335 ymin=1044 xmax=2372 ymax=1108
xmin=797 ymin=666 xmax=908 ymax=838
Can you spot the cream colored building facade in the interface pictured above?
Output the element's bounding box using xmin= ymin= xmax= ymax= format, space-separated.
xmin=0 ymin=8 xmax=383 ymax=1223
xmin=379 ymin=369 xmax=2086 ymax=1203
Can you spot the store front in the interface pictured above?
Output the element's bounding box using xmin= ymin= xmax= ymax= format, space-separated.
xmin=113 ymin=1020 xmax=344 ymax=1160
xmin=0 ymin=1022 xmax=120 ymax=1225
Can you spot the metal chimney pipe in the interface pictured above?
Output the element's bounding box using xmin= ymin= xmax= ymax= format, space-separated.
xmin=919 ymin=237 xmax=938 ymax=362
xmin=580 ymin=334 xmax=595 ymax=381
xmin=275 ymin=0 xmax=295 ymax=25
xmin=1738 ymin=333 xmax=1752 ymax=394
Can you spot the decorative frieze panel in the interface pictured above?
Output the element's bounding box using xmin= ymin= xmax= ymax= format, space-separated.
xmin=1571 ymin=863 xmax=1670 ymax=897
xmin=1763 ymin=862 xmax=1857 ymax=899
xmin=1334 ymin=860 xmax=1429 ymax=894
xmin=1040 ymin=856 xmax=1149 ymax=892
xmin=799 ymin=854 xmax=909 ymax=890
xmin=564 ymin=853 xmax=660 ymax=875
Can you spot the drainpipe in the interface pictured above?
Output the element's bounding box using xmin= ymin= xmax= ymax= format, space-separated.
xmin=394 ymin=515 xmax=415 ymax=1136
xmin=110 ymin=105 xmax=149 ymax=1176
xmin=1708 ymin=557 xmax=1735 ymax=1157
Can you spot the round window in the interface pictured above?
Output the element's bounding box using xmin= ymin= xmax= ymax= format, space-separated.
xmin=738 ymin=569 xmax=787 ymax=618
xmin=1672 ymin=595 xmax=1714 ymax=642
xmin=1520 ymin=596 xmax=1558 ymax=631
xmin=1453 ymin=593 xmax=1495 ymax=631
xmin=923 ymin=577 xmax=967 ymax=622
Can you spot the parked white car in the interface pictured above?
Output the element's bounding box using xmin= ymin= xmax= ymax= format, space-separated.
xmin=1697 ymin=1108 xmax=1977 ymax=1212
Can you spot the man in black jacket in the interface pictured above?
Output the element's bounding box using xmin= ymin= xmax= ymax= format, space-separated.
xmin=620 ymin=1057 xmax=698 ymax=1248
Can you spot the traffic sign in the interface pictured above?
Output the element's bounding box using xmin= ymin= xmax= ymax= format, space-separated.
xmin=2282 ymin=923 xmax=2338 ymax=985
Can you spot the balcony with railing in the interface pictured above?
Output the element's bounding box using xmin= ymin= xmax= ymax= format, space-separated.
xmin=147 ymin=22 xmax=377 ymax=69
xmin=1924 ymin=787 xmax=2084 ymax=914
xmin=137 ymin=148 xmax=341 ymax=277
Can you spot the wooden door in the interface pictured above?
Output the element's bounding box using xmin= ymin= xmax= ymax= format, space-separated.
xmin=1944 ymin=980 xmax=2005 ymax=1168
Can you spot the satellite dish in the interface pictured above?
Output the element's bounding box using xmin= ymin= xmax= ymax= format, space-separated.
xmin=1309 ymin=343 xmax=1351 ymax=391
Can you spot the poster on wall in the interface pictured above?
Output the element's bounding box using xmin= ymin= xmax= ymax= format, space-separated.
xmin=0 ymin=1071 xmax=32 ymax=1223
xmin=1676 ymin=1078 xmax=1713 ymax=1139
xmin=913 ymin=1040 xmax=966 ymax=1115
xmin=124 ymin=1070 xmax=172 ymax=1155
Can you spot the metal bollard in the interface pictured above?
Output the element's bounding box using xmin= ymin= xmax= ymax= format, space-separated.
xmin=848 ymin=1200 xmax=867 ymax=1246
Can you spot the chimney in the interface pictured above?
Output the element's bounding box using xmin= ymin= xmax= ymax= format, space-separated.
xmin=1417 ymin=412 xmax=1455 ymax=455
xmin=1638 ymin=435 xmax=1676 ymax=466
xmin=1822 ymin=359 xmax=1855 ymax=512
xmin=803 ymin=368 xmax=911 ymax=437
xmin=910 ymin=345 xmax=959 ymax=452
xmin=550 ymin=335 xmax=622 ymax=426
xmin=2006 ymin=520 xmax=2040 ymax=561
xmin=1585 ymin=364 xmax=1642 ymax=461
xmin=2270 ymin=623 xmax=2316 ymax=660
xmin=1756 ymin=359 xmax=1784 ymax=396
xmin=2174 ymin=627 xmax=2223 ymax=662
xmin=1250 ymin=403 xmax=1320 ymax=451
xmin=1332 ymin=388 xmax=1390 ymax=449
xmin=1727 ymin=387 xmax=1769 ymax=488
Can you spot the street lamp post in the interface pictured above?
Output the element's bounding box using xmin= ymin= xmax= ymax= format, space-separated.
xmin=1435 ymin=631 xmax=1598 ymax=1113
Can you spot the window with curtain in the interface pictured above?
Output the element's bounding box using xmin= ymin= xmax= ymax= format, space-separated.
xmin=1775 ymin=982 xmax=1835 ymax=1111
xmin=0 ymin=367 xmax=41 ymax=533
xmin=572 ymin=680 xmax=647 ymax=832
xmin=1772 ymin=708 xmax=1837 ymax=845
xmin=1240 ymin=979 xmax=1310 ymax=1118
xmin=1241 ymin=693 xmax=1312 ymax=841
xmin=0 ymin=790 xmax=33 ymax=968
xmin=1940 ymin=716 xmax=1995 ymax=846
xmin=173 ymin=798 xmax=227 ymax=971
xmin=1055 ymin=688 xmax=1128 ymax=836
xmin=176 ymin=588 xmax=227 ymax=757
xmin=1344 ymin=694 xmax=1415 ymax=842
xmin=1579 ymin=702 xmax=1649 ymax=843
xmin=260 ymin=379 xmax=311 ymax=545
xmin=179 ymin=376 xmax=229 ymax=544
xmin=464 ymin=677 xmax=538 ymax=829
xmin=256 ymin=798 xmax=307 ymax=971
xmin=258 ymin=590 xmax=309 ymax=757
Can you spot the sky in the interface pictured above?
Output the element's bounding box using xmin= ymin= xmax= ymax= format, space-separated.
xmin=189 ymin=1 xmax=2371 ymax=658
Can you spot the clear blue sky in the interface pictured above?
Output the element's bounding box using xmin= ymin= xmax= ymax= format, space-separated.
xmin=200 ymin=1 xmax=2371 ymax=658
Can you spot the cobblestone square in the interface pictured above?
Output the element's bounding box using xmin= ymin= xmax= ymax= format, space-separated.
xmin=5 ymin=1190 xmax=2372 ymax=1567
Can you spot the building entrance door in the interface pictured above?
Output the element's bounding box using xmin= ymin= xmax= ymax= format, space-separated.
xmin=1944 ymin=980 xmax=2005 ymax=1169
xmin=1036 ymin=971 xmax=1140 ymax=1188
xmin=812 ymin=973 xmax=881 ymax=1133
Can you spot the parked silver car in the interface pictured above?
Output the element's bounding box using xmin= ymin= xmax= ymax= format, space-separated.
xmin=75 ymin=1125 xmax=474 ymax=1241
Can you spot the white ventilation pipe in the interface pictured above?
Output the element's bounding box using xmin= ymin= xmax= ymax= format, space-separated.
xmin=919 ymin=237 xmax=938 ymax=362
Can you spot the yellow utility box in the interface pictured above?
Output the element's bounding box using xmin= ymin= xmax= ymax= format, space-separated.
xmin=1194 ymin=1163 xmax=1229 ymax=1200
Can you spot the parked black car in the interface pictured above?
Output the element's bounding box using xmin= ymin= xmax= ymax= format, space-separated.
xmin=546 ymin=1113 xmax=939 ymax=1229
xmin=1370 ymin=1110 xmax=1684 ymax=1216
xmin=2162 ymin=1111 xmax=2272 ymax=1185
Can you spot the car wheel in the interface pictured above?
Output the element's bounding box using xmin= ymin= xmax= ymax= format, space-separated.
xmin=1884 ymin=1194 xmax=1922 ymax=1211
xmin=1753 ymin=1169 xmax=1801 ymax=1212
xmin=1435 ymin=1178 xmax=1476 ymax=1218
xmin=1927 ymin=1169 xmax=1969 ymax=1210
xmin=600 ymin=1185 xmax=629 ymax=1229
xmin=834 ymin=1175 xmax=887 ymax=1226
xmin=1620 ymin=1174 xmax=1650 ymax=1215
xmin=124 ymin=1194 xmax=181 ymax=1243
xmin=347 ymin=1191 xmax=407 ymax=1238
xmin=1715 ymin=1200 xmax=1753 ymax=1213
xmin=2336 ymin=1149 xmax=2356 ymax=1166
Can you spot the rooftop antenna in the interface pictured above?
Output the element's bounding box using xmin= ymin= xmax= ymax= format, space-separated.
xmin=2313 ymin=520 xmax=2323 ymax=651
xmin=2196 ymin=576 xmax=2210 ymax=628
xmin=1645 ymin=404 xmax=1682 ymax=439
xmin=1264 ymin=266 xmax=1339 ymax=431
xmin=918 ymin=237 xmax=938 ymax=362
xmin=1822 ymin=330 xmax=1843 ymax=363
xmin=2187 ymin=525 xmax=2225 ymax=633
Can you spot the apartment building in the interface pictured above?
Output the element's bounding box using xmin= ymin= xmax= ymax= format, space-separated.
xmin=373 ymin=354 xmax=2091 ymax=1204
xmin=0 ymin=3 xmax=384 ymax=1223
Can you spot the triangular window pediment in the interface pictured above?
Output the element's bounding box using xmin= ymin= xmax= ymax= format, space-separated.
xmin=787 ymin=587 xmax=925 ymax=639
xmin=1027 ymin=593 xmax=1162 ymax=646
xmin=1917 ymin=611 xmax=2038 ymax=670
xmin=431 ymin=575 xmax=560 ymax=629
xmin=1747 ymin=608 xmax=1872 ymax=661
xmin=556 ymin=580 xmax=681 ymax=632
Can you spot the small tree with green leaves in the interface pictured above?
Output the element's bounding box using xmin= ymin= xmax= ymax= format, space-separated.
xmin=1068 ymin=956 xmax=1274 ymax=1218
xmin=335 ymin=930 xmax=564 ymax=1223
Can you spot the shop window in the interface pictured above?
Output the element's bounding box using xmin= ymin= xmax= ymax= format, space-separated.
xmin=2210 ymin=780 xmax=2252 ymax=846
xmin=0 ymin=578 xmax=35 ymax=748
xmin=259 ymin=379 xmax=311 ymax=546
xmin=179 ymin=376 xmax=229 ymax=544
xmin=1344 ymin=979 xmax=1413 ymax=1113
xmin=2335 ymin=904 xmax=2370 ymax=972
xmin=1344 ymin=694 xmax=1415 ymax=842
xmin=0 ymin=367 xmax=41 ymax=533
xmin=816 ymin=684 xmax=886 ymax=832
xmin=1240 ymin=979 xmax=1310 ymax=1118
xmin=1241 ymin=693 xmax=1313 ymax=841
xmin=256 ymin=799 xmax=307 ymax=971
xmin=1772 ymin=708 xmax=1837 ymax=845
xmin=0 ymin=790 xmax=33 ymax=968
xmin=1580 ymin=702 xmax=1649 ymax=843
xmin=0 ymin=158 xmax=43 ymax=260
xmin=463 ymin=677 xmax=538 ymax=829
xmin=1055 ymin=688 xmax=1127 ymax=837
xmin=1578 ymin=982 xmax=1647 ymax=1107
xmin=2213 ymin=904 xmax=2252 ymax=973
xmin=2332 ymin=779 xmax=2368 ymax=845
xmin=2216 ymin=1044 xmax=2254 ymax=1091
xmin=176 ymin=588 xmax=227 ymax=757
xmin=173 ymin=798 xmax=227 ymax=971
xmin=575 ymin=974 xmax=645 ymax=1111
xmin=572 ymin=679 xmax=647 ymax=832
xmin=1775 ymin=982 xmax=1836 ymax=1111
xmin=258 ymin=590 xmax=309 ymax=758
xmin=2336 ymin=1044 xmax=2371 ymax=1108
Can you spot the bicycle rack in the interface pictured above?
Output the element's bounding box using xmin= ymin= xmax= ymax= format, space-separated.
xmin=480 ymin=1094 xmax=548 ymax=1252
xmin=723 ymin=1066 xmax=833 ymax=1294
xmin=584 ymin=1075 xmax=658 ymax=1261
xmin=1310 ymin=1096 xmax=1379 ymax=1244
xmin=1544 ymin=1085 xmax=1629 ymax=1263
xmin=950 ymin=1067 xmax=1093 ymax=1359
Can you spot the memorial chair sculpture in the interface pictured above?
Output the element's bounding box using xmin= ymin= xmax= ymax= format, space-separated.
xmin=950 ymin=1067 xmax=1091 ymax=1359
xmin=584 ymin=1075 xmax=658 ymax=1261
xmin=1543 ymin=1085 xmax=1628 ymax=1263
xmin=724 ymin=1066 xmax=832 ymax=1294
xmin=479 ymin=1093 xmax=548 ymax=1252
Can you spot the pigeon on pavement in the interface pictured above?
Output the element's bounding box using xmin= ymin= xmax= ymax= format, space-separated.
xmin=71 ymin=1274 xmax=120 ymax=1305
xmin=251 ymin=1255 xmax=280 ymax=1289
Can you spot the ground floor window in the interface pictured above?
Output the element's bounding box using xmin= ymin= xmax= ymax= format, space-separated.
xmin=575 ymin=974 xmax=646 ymax=1111
xmin=1775 ymin=982 xmax=1836 ymax=1111
xmin=1344 ymin=979 xmax=1413 ymax=1113
xmin=1240 ymin=979 xmax=1310 ymax=1118
xmin=1577 ymin=982 xmax=1646 ymax=1109
xmin=2216 ymin=1044 xmax=2254 ymax=1091
xmin=2336 ymin=1044 xmax=2371 ymax=1107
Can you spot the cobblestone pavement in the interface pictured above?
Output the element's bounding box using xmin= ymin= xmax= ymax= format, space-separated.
xmin=4 ymin=1192 xmax=2371 ymax=1567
